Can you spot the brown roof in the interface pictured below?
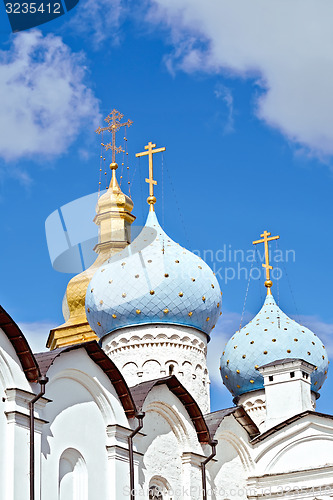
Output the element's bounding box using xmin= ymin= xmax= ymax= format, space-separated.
xmin=204 ymin=408 xmax=237 ymax=437
xmin=34 ymin=341 xmax=136 ymax=418
xmin=232 ymin=406 xmax=260 ymax=438
xmin=0 ymin=305 xmax=40 ymax=382
xmin=205 ymin=407 xmax=259 ymax=439
xmin=131 ymin=375 xmax=211 ymax=443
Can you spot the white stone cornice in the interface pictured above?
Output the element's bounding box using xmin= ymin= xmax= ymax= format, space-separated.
xmin=5 ymin=410 xmax=48 ymax=431
xmin=247 ymin=464 xmax=333 ymax=499
xmin=106 ymin=444 xmax=143 ymax=464
xmin=181 ymin=451 xmax=211 ymax=467
xmin=106 ymin=423 xmax=133 ymax=440
xmin=5 ymin=387 xmax=51 ymax=416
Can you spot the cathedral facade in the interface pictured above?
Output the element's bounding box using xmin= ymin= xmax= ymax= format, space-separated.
xmin=0 ymin=112 xmax=332 ymax=500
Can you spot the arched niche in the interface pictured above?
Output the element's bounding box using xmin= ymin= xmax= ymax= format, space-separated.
xmin=142 ymin=359 xmax=161 ymax=379
xmin=49 ymin=368 xmax=125 ymax=426
xmin=122 ymin=361 xmax=138 ymax=380
xmin=59 ymin=448 xmax=87 ymax=500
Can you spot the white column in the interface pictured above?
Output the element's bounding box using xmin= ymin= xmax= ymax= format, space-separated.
xmin=106 ymin=424 xmax=144 ymax=500
xmin=182 ymin=451 xmax=207 ymax=500
xmin=4 ymin=388 xmax=49 ymax=500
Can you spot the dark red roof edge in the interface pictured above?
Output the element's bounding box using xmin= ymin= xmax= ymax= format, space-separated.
xmin=34 ymin=341 xmax=136 ymax=418
xmin=251 ymin=409 xmax=333 ymax=443
xmin=233 ymin=406 xmax=260 ymax=438
xmin=204 ymin=406 xmax=259 ymax=439
xmin=131 ymin=375 xmax=211 ymax=443
xmin=0 ymin=305 xmax=41 ymax=383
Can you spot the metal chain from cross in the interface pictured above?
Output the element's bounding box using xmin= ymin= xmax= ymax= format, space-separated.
xmin=136 ymin=141 xmax=166 ymax=211
xmin=253 ymin=230 xmax=280 ymax=294
xmin=96 ymin=109 xmax=133 ymax=164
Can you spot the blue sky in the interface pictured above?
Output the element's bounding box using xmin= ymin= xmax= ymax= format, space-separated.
xmin=0 ymin=1 xmax=332 ymax=414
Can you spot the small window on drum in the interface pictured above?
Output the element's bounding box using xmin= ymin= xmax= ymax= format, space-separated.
xmin=168 ymin=364 xmax=174 ymax=375
xmin=149 ymin=485 xmax=163 ymax=500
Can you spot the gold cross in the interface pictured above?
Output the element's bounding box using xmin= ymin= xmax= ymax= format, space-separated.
xmin=136 ymin=141 xmax=166 ymax=211
xmin=96 ymin=109 xmax=133 ymax=163
xmin=253 ymin=230 xmax=280 ymax=294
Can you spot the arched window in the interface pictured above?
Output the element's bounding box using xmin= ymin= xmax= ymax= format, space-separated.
xmin=149 ymin=476 xmax=171 ymax=500
xmin=59 ymin=448 xmax=87 ymax=500
xmin=149 ymin=485 xmax=163 ymax=499
xmin=168 ymin=364 xmax=174 ymax=375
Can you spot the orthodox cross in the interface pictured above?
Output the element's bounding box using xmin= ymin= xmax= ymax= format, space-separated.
xmin=136 ymin=141 xmax=166 ymax=210
xmin=253 ymin=230 xmax=280 ymax=294
xmin=96 ymin=109 xmax=133 ymax=163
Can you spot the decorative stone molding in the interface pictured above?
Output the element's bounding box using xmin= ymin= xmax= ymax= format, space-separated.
xmin=5 ymin=410 xmax=47 ymax=431
xmin=182 ymin=451 xmax=209 ymax=467
xmin=237 ymin=390 xmax=267 ymax=430
xmin=102 ymin=324 xmax=211 ymax=413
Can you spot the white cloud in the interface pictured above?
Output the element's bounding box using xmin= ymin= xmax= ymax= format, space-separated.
xmin=0 ymin=30 xmax=100 ymax=162
xmin=147 ymin=0 xmax=333 ymax=159
xmin=18 ymin=321 xmax=55 ymax=353
xmin=214 ymin=83 xmax=234 ymax=134
xmin=66 ymin=0 xmax=123 ymax=48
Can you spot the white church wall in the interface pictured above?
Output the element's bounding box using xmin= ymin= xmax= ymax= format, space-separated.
xmin=238 ymin=388 xmax=317 ymax=433
xmin=5 ymin=409 xmax=32 ymax=500
xmin=141 ymin=410 xmax=182 ymax=498
xmin=0 ymin=383 xmax=6 ymax=497
xmin=0 ymin=327 xmax=40 ymax=500
xmin=246 ymin=415 xmax=333 ymax=500
xmin=247 ymin=467 xmax=333 ymax=500
xmin=238 ymin=390 xmax=267 ymax=431
xmin=40 ymin=349 xmax=132 ymax=500
xmin=211 ymin=414 xmax=254 ymax=500
xmin=136 ymin=385 xmax=205 ymax=499
xmin=258 ymin=359 xmax=316 ymax=430
xmin=102 ymin=323 xmax=211 ymax=413
xmin=0 ymin=327 xmax=32 ymax=391
xmin=252 ymin=414 xmax=333 ymax=476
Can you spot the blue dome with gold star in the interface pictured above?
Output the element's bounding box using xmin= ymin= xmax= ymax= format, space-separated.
xmin=85 ymin=210 xmax=222 ymax=337
xmin=220 ymin=294 xmax=329 ymax=397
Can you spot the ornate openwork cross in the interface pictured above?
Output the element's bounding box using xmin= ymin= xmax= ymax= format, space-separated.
xmin=96 ymin=109 xmax=133 ymax=163
xmin=136 ymin=141 xmax=166 ymax=211
xmin=253 ymin=230 xmax=280 ymax=294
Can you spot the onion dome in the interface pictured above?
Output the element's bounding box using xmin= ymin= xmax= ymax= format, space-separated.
xmin=85 ymin=210 xmax=222 ymax=337
xmin=47 ymin=161 xmax=136 ymax=350
xmin=220 ymin=294 xmax=329 ymax=397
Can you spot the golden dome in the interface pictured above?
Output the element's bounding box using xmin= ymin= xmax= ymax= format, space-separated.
xmin=47 ymin=163 xmax=135 ymax=350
